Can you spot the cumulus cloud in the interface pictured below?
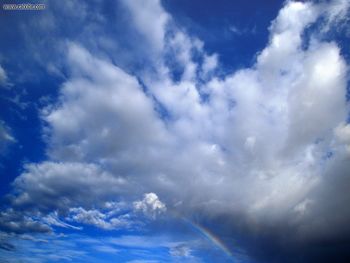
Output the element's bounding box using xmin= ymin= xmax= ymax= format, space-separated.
xmin=335 ymin=123 xmax=350 ymax=154
xmin=2 ymin=0 xmax=350 ymax=262
xmin=120 ymin=0 xmax=169 ymax=52
xmin=133 ymin=193 xmax=166 ymax=218
xmin=12 ymin=162 xmax=126 ymax=211
xmin=43 ymin=43 xmax=169 ymax=164
xmin=7 ymin=0 xmax=350 ymax=230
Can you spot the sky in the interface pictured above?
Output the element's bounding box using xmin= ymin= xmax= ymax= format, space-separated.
xmin=1 ymin=0 xmax=350 ymax=262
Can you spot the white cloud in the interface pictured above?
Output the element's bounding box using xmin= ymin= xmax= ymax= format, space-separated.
xmin=0 ymin=65 xmax=8 ymax=87
xmin=108 ymin=234 xmax=189 ymax=252
xmin=94 ymin=245 xmax=119 ymax=254
xmin=42 ymin=212 xmax=82 ymax=230
xmin=285 ymin=41 xmax=347 ymax=154
xmin=321 ymin=0 xmax=350 ymax=32
xmin=169 ymin=244 xmax=192 ymax=258
xmin=257 ymin=1 xmax=318 ymax=83
xmin=12 ymin=162 xmax=126 ymax=210
xmin=66 ymin=207 xmax=130 ymax=230
xmin=0 ymin=232 xmax=89 ymax=262
xmin=335 ymin=123 xmax=350 ymax=143
xmin=121 ymin=0 xmax=169 ymax=52
xmin=229 ymin=25 xmax=242 ymax=35
xmin=3 ymin=0 xmax=350 ymax=249
xmin=43 ymin=43 xmax=169 ymax=163
xmin=202 ymin=54 xmax=218 ymax=76
xmin=0 ymin=121 xmax=15 ymax=154
xmin=133 ymin=193 xmax=166 ymax=218
xmin=334 ymin=123 xmax=350 ymax=154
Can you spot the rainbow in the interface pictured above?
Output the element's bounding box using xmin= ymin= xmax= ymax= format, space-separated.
xmin=181 ymin=216 xmax=234 ymax=260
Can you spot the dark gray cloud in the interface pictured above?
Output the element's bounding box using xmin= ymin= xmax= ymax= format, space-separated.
xmin=0 ymin=209 xmax=51 ymax=234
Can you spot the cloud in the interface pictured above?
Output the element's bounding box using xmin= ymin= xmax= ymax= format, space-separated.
xmin=12 ymin=162 xmax=126 ymax=211
xmin=43 ymin=43 xmax=169 ymax=163
xmin=94 ymin=245 xmax=119 ymax=254
xmin=0 ymin=233 xmax=89 ymax=263
xmin=0 ymin=209 xmax=51 ymax=234
xmin=0 ymin=242 xmax=15 ymax=252
xmin=320 ymin=0 xmax=350 ymax=32
xmin=0 ymin=65 xmax=8 ymax=87
xmin=335 ymin=123 xmax=350 ymax=154
xmin=107 ymin=234 xmax=197 ymax=255
xmin=42 ymin=212 xmax=82 ymax=230
xmin=120 ymin=0 xmax=169 ymax=52
xmin=133 ymin=193 xmax=166 ymax=218
xmin=66 ymin=207 xmax=131 ymax=230
xmin=0 ymin=121 xmax=15 ymax=154
xmin=1 ymin=0 xmax=350 ymax=262
xmin=6 ymin=0 xmax=350 ymax=232
xmin=202 ymin=53 xmax=218 ymax=76
xmin=169 ymin=244 xmax=192 ymax=257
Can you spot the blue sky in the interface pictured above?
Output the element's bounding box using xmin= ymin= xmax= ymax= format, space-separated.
xmin=1 ymin=0 xmax=350 ymax=262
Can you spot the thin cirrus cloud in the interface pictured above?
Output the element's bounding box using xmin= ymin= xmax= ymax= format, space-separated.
xmin=0 ymin=0 xmax=350 ymax=262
